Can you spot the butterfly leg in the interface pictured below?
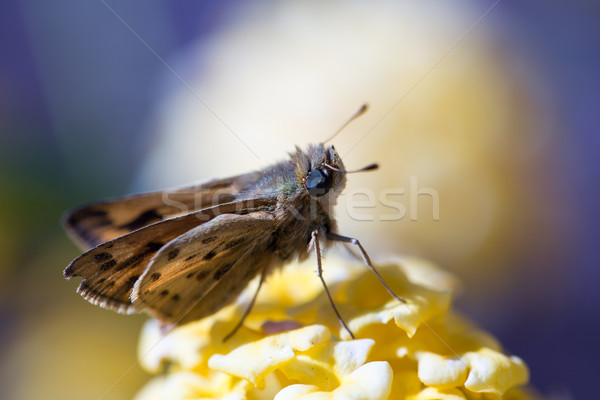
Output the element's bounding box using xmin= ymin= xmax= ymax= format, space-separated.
xmin=311 ymin=230 xmax=355 ymax=339
xmin=222 ymin=265 xmax=268 ymax=342
xmin=326 ymin=232 xmax=406 ymax=304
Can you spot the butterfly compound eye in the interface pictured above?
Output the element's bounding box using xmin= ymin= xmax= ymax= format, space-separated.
xmin=306 ymin=169 xmax=332 ymax=197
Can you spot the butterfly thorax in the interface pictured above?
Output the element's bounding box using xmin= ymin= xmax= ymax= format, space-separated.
xmin=239 ymin=144 xmax=346 ymax=261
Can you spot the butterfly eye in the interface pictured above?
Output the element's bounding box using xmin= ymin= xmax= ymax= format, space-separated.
xmin=306 ymin=169 xmax=332 ymax=197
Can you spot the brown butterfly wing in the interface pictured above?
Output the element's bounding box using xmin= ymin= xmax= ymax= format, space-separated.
xmin=64 ymin=172 xmax=261 ymax=249
xmin=131 ymin=212 xmax=277 ymax=325
xmin=64 ymin=198 xmax=275 ymax=314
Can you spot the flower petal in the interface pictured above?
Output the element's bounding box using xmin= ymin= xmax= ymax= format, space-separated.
xmin=208 ymin=325 xmax=331 ymax=385
xmin=417 ymin=352 xmax=468 ymax=388
xmin=463 ymin=348 xmax=530 ymax=395
xmin=278 ymin=339 xmax=375 ymax=390
xmin=342 ymin=264 xmax=452 ymax=338
xmin=274 ymin=361 xmax=393 ymax=400
xmin=134 ymin=370 xmax=239 ymax=400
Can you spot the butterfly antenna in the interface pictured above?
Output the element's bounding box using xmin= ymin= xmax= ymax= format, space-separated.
xmin=323 ymin=162 xmax=379 ymax=174
xmin=323 ymin=103 xmax=369 ymax=144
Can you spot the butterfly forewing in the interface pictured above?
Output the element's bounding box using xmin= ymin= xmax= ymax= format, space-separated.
xmin=64 ymin=198 xmax=275 ymax=314
xmin=132 ymin=212 xmax=276 ymax=325
xmin=64 ymin=172 xmax=261 ymax=249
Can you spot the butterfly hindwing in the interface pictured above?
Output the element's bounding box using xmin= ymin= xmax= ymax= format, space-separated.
xmin=64 ymin=198 xmax=275 ymax=314
xmin=131 ymin=211 xmax=277 ymax=325
xmin=64 ymin=172 xmax=261 ymax=249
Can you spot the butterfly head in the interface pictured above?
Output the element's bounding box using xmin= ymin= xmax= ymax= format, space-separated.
xmin=301 ymin=144 xmax=345 ymax=199
xmin=296 ymin=143 xmax=377 ymax=206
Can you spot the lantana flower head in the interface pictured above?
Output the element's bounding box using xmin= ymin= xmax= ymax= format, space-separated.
xmin=135 ymin=256 xmax=534 ymax=400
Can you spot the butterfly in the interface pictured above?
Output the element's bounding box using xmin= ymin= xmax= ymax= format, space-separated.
xmin=63 ymin=104 xmax=404 ymax=340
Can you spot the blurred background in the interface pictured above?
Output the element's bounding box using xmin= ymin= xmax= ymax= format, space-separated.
xmin=1 ymin=1 xmax=598 ymax=399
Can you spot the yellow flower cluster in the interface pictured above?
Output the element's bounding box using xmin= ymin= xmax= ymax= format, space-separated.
xmin=135 ymin=257 xmax=534 ymax=400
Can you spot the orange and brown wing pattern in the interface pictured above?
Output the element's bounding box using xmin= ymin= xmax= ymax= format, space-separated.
xmin=64 ymin=198 xmax=275 ymax=315
xmin=132 ymin=212 xmax=276 ymax=325
xmin=63 ymin=172 xmax=260 ymax=249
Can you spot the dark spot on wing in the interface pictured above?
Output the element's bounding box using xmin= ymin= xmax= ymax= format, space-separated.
xmin=214 ymin=263 xmax=234 ymax=280
xmin=69 ymin=208 xmax=111 ymax=227
xmin=115 ymin=254 xmax=144 ymax=272
xmin=185 ymin=253 xmax=199 ymax=262
xmin=223 ymin=238 xmax=245 ymax=250
xmin=94 ymin=252 xmax=113 ymax=262
xmin=114 ymin=242 xmax=163 ymax=272
xmin=196 ymin=270 xmax=209 ymax=281
xmin=146 ymin=242 xmax=164 ymax=252
xmin=124 ymin=275 xmax=140 ymax=291
xmin=66 ymin=208 xmax=113 ymax=247
xmin=171 ymin=294 xmax=180 ymax=302
xmin=150 ymin=272 xmax=161 ymax=281
xmin=202 ymin=236 xmax=217 ymax=244
xmin=160 ymin=290 xmax=169 ymax=296
xmin=203 ymin=250 xmax=217 ymax=261
xmin=167 ymin=248 xmax=180 ymax=260
xmin=74 ymin=208 xmax=107 ymax=219
xmin=186 ymin=272 xmax=195 ymax=279
xmin=119 ymin=209 xmax=162 ymax=231
xmin=100 ymin=259 xmax=117 ymax=271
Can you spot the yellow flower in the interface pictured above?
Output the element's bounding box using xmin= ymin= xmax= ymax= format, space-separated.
xmin=135 ymin=257 xmax=535 ymax=400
